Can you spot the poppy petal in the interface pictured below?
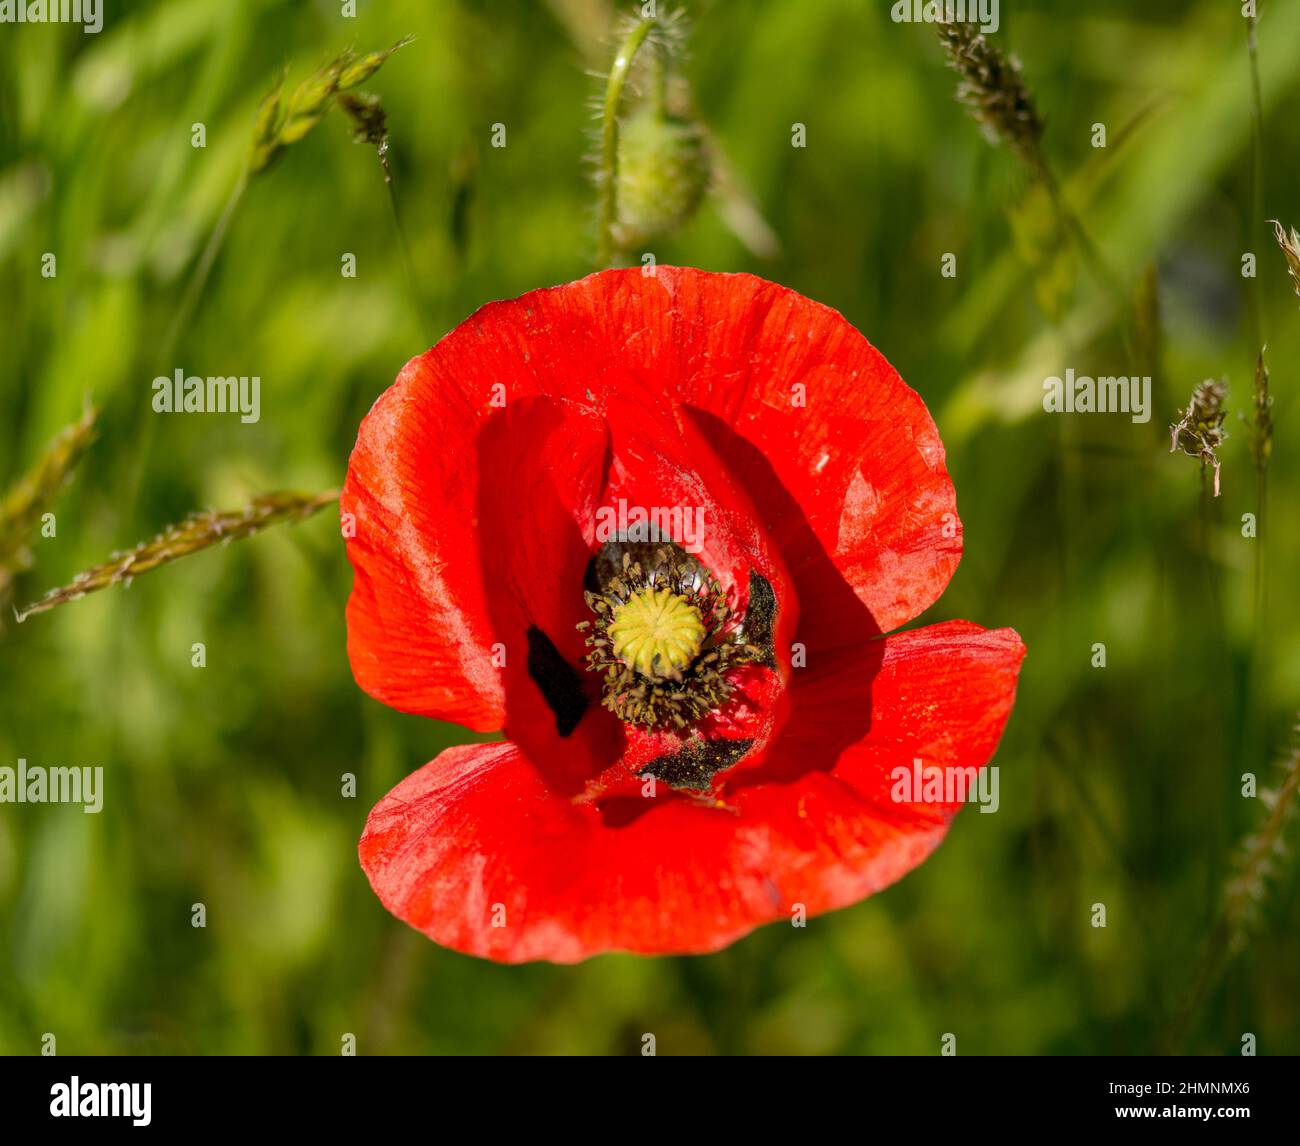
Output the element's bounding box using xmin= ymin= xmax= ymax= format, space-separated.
xmin=358 ymin=620 xmax=1024 ymax=962
xmin=343 ymin=354 xmax=506 ymax=729
xmin=345 ymin=268 xmax=955 ymax=729
xmin=417 ymin=268 xmax=961 ymax=641
xmin=343 ymin=373 xmax=608 ymax=731
xmin=476 ymin=396 xmax=615 ymax=790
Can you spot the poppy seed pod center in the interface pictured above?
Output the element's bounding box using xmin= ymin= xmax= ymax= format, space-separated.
xmin=578 ymin=544 xmax=762 ymax=730
xmin=608 ymin=586 xmax=705 ymax=677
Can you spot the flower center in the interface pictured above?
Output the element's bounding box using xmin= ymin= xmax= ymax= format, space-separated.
xmin=578 ymin=543 xmax=763 ymax=730
xmin=608 ymin=587 xmax=705 ymax=677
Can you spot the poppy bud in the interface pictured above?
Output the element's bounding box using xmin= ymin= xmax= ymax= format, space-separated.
xmin=614 ymin=107 xmax=710 ymax=249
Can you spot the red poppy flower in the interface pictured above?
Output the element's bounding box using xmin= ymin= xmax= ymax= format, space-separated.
xmin=344 ymin=267 xmax=1025 ymax=964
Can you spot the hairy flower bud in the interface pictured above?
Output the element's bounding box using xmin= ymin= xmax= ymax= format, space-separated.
xmin=613 ymin=107 xmax=710 ymax=249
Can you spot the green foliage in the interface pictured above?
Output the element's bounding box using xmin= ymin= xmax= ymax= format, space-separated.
xmin=1 ymin=0 xmax=1298 ymax=1055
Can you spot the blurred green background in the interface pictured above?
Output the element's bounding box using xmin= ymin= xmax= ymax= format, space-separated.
xmin=2 ymin=0 xmax=1298 ymax=1055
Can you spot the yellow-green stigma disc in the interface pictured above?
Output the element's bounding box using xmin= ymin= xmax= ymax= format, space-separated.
xmin=608 ymin=586 xmax=705 ymax=678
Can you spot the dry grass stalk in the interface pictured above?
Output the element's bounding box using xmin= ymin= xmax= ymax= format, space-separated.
xmin=1170 ymin=379 xmax=1228 ymax=497
xmin=1270 ymin=219 xmax=1300 ymax=302
xmin=248 ymin=37 xmax=412 ymax=174
xmin=1248 ymin=348 xmax=1273 ymax=472
xmin=1224 ymin=719 xmax=1300 ymax=954
xmin=0 ymin=406 xmax=98 ymax=605
xmin=935 ymin=20 xmax=1045 ymax=166
xmin=16 ymin=490 xmax=339 ymax=623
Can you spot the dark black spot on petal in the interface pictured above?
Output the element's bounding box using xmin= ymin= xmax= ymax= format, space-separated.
xmin=740 ymin=571 xmax=777 ymax=666
xmin=639 ymin=738 xmax=755 ymax=791
xmin=526 ymin=626 xmax=587 ymax=736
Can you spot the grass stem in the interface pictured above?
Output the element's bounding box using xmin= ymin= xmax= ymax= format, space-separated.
xmin=596 ymin=16 xmax=658 ymax=269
